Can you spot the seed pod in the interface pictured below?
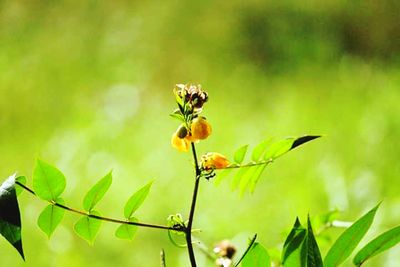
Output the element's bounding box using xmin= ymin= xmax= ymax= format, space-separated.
xmin=176 ymin=125 xmax=188 ymax=139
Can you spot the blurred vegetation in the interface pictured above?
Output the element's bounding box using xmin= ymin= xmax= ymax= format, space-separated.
xmin=0 ymin=0 xmax=399 ymax=266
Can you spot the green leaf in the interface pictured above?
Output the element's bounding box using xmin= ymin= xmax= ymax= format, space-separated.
xmin=234 ymin=234 xmax=258 ymax=267
xmin=15 ymin=176 xmax=27 ymax=196
xmin=252 ymin=139 xmax=272 ymax=161
xmin=73 ymin=211 xmax=102 ymax=244
xmin=231 ymin=168 xmax=248 ymax=191
xmin=291 ymin=136 xmax=321 ymax=150
xmin=83 ymin=172 xmax=112 ymax=212
xmin=353 ymin=225 xmax=400 ymax=266
xmin=124 ymin=181 xmax=153 ymax=219
xmin=214 ymin=168 xmax=232 ymax=186
xmin=248 ymin=165 xmax=267 ymax=193
xmin=239 ymin=167 xmax=258 ymax=196
xmin=234 ymin=145 xmax=249 ymax=164
xmin=242 ymin=243 xmax=271 ymax=267
xmin=324 ymin=204 xmax=380 ymax=267
xmin=301 ymin=216 xmax=323 ymax=267
xmin=37 ymin=198 xmax=65 ymax=238
xmin=33 ymin=159 xmax=66 ymax=201
xmin=282 ymin=217 xmax=306 ymax=265
xmin=264 ymin=139 xmax=294 ymax=160
xmin=0 ymin=174 xmax=24 ymax=260
xmin=115 ymin=217 xmax=138 ymax=240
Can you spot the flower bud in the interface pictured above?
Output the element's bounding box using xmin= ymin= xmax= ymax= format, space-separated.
xmin=176 ymin=125 xmax=188 ymax=139
xmin=171 ymin=132 xmax=190 ymax=152
xmin=201 ymin=152 xmax=230 ymax=170
xmin=191 ymin=117 xmax=212 ymax=140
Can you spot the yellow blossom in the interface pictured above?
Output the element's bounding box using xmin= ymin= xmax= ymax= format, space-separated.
xmin=201 ymin=152 xmax=230 ymax=170
xmin=191 ymin=117 xmax=212 ymax=140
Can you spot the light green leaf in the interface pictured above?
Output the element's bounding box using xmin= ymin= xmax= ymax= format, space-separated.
xmin=252 ymin=139 xmax=273 ymax=161
xmin=115 ymin=217 xmax=138 ymax=240
xmin=231 ymin=168 xmax=248 ymax=191
xmin=264 ymin=139 xmax=294 ymax=160
xmin=73 ymin=211 xmax=102 ymax=244
xmin=214 ymin=169 xmax=232 ymax=186
xmin=324 ymin=204 xmax=380 ymax=267
xmin=353 ymin=225 xmax=400 ymax=266
xmin=33 ymin=160 xmax=66 ymax=201
xmin=234 ymin=145 xmax=249 ymax=164
xmin=248 ymin=165 xmax=267 ymax=193
xmin=124 ymin=181 xmax=153 ymax=219
xmin=242 ymin=243 xmax=271 ymax=267
xmin=0 ymin=174 xmax=25 ymax=260
xmin=239 ymin=167 xmax=258 ymax=196
xmin=15 ymin=176 xmax=26 ymax=196
xmin=83 ymin=172 xmax=112 ymax=212
xmin=37 ymin=198 xmax=65 ymax=238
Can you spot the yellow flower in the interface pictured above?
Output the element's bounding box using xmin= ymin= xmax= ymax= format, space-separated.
xmin=201 ymin=152 xmax=230 ymax=170
xmin=171 ymin=132 xmax=190 ymax=152
xmin=191 ymin=117 xmax=212 ymax=140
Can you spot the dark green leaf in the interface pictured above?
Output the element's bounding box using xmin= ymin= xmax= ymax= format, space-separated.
xmin=33 ymin=160 xmax=66 ymax=201
xmin=324 ymin=204 xmax=380 ymax=267
xmin=115 ymin=217 xmax=138 ymax=240
xmin=234 ymin=145 xmax=249 ymax=164
xmin=242 ymin=243 xmax=271 ymax=267
xmin=37 ymin=198 xmax=65 ymax=238
xmin=15 ymin=176 xmax=26 ymax=196
xmin=301 ymin=216 xmax=323 ymax=267
xmin=353 ymin=225 xmax=400 ymax=266
xmin=282 ymin=217 xmax=306 ymax=265
xmin=124 ymin=181 xmax=153 ymax=219
xmin=73 ymin=211 xmax=102 ymax=244
xmin=234 ymin=234 xmax=258 ymax=267
xmin=83 ymin=172 xmax=112 ymax=212
xmin=0 ymin=174 xmax=24 ymax=260
xmin=291 ymin=136 xmax=321 ymax=150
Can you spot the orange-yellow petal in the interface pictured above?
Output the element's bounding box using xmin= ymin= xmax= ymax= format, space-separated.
xmin=191 ymin=117 xmax=212 ymax=140
xmin=171 ymin=132 xmax=190 ymax=152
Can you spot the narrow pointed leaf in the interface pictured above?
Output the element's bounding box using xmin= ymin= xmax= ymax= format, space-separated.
xmin=291 ymin=136 xmax=321 ymax=150
xmin=0 ymin=175 xmax=24 ymax=260
xmin=234 ymin=145 xmax=249 ymax=164
xmin=242 ymin=243 xmax=271 ymax=267
xmin=239 ymin=167 xmax=258 ymax=196
xmin=264 ymin=139 xmax=294 ymax=160
xmin=73 ymin=211 xmax=102 ymax=244
xmin=214 ymin=169 xmax=233 ymax=186
xmin=282 ymin=217 xmax=306 ymax=265
xmin=33 ymin=160 xmax=66 ymax=201
xmin=353 ymin=225 xmax=400 ymax=266
xmin=124 ymin=181 xmax=153 ymax=219
xmin=15 ymin=176 xmax=26 ymax=196
xmin=37 ymin=198 xmax=65 ymax=238
xmin=301 ymin=216 xmax=323 ymax=267
xmin=83 ymin=172 xmax=112 ymax=212
xmin=324 ymin=204 xmax=380 ymax=267
xmin=115 ymin=217 xmax=138 ymax=240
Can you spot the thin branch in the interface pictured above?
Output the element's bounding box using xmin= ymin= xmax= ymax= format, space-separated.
xmin=15 ymin=181 xmax=180 ymax=232
xmin=234 ymin=234 xmax=257 ymax=267
xmin=186 ymin=142 xmax=201 ymax=267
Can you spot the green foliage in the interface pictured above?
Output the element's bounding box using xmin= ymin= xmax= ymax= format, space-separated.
xmin=74 ymin=211 xmax=102 ymax=244
xmin=15 ymin=176 xmax=26 ymax=196
xmin=83 ymin=172 xmax=112 ymax=212
xmin=115 ymin=217 xmax=139 ymax=240
xmin=33 ymin=160 xmax=66 ymax=201
xmin=217 ymin=135 xmax=321 ymax=194
xmin=353 ymin=225 xmax=400 ymax=266
xmin=282 ymin=217 xmax=322 ymax=267
xmin=124 ymin=181 xmax=153 ymax=219
xmin=234 ymin=145 xmax=249 ymax=164
xmin=37 ymin=198 xmax=65 ymax=238
xmin=324 ymin=204 xmax=380 ymax=267
xmin=241 ymin=242 xmax=271 ymax=267
xmin=0 ymin=174 xmax=24 ymax=260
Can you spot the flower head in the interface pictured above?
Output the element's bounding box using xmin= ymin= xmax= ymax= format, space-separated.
xmin=201 ymin=152 xmax=230 ymax=170
xmin=174 ymin=84 xmax=208 ymax=110
xmin=191 ymin=117 xmax=212 ymax=140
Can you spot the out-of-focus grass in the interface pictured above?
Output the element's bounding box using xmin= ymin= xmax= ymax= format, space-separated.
xmin=1 ymin=1 xmax=399 ymax=266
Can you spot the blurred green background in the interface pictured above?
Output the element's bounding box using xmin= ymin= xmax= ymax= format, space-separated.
xmin=1 ymin=1 xmax=400 ymax=266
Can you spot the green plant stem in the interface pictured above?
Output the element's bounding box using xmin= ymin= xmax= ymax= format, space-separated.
xmin=186 ymin=142 xmax=201 ymax=267
xmin=15 ymin=181 xmax=179 ymax=232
